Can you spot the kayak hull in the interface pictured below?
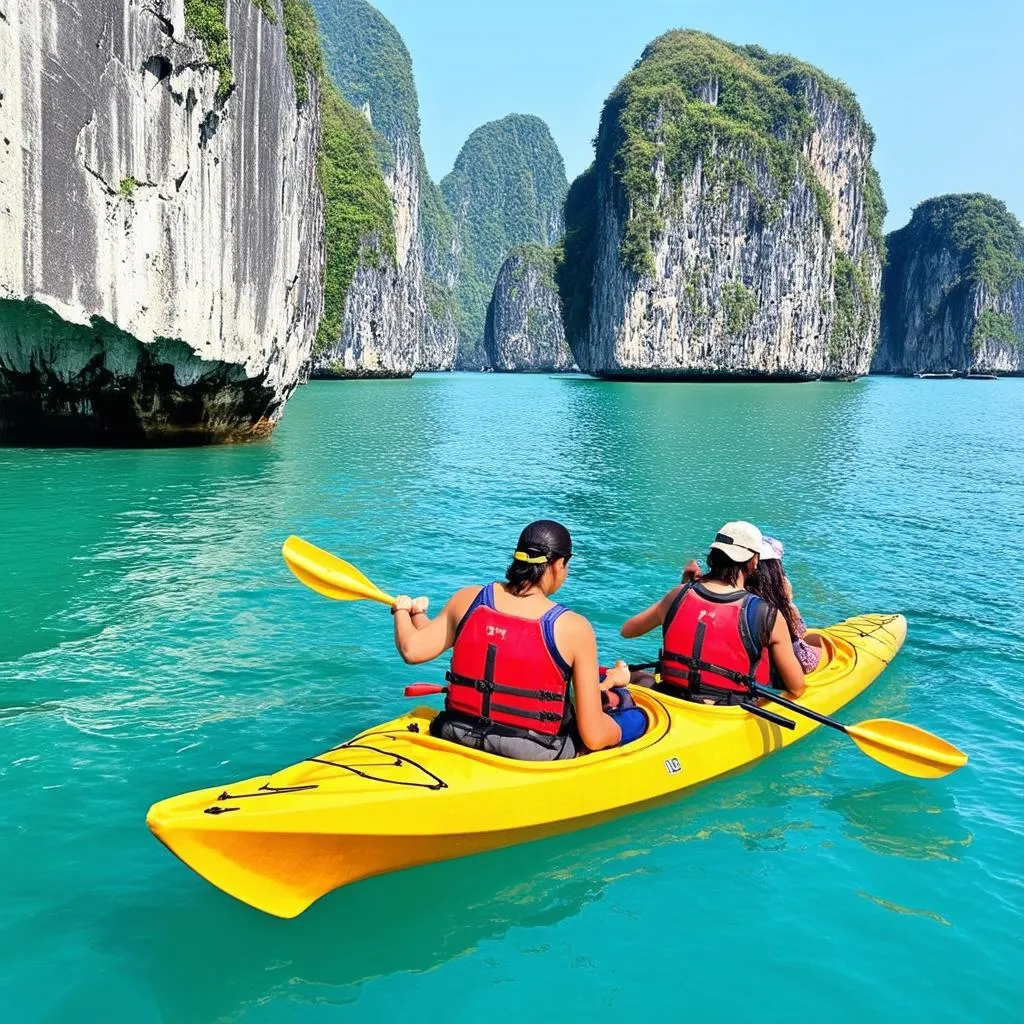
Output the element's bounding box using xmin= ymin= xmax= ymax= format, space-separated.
xmin=148 ymin=614 xmax=907 ymax=917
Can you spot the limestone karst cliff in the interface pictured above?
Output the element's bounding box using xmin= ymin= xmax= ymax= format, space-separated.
xmin=310 ymin=0 xmax=457 ymax=375
xmin=418 ymin=174 xmax=460 ymax=371
xmin=0 ymin=0 xmax=392 ymax=443
xmin=872 ymin=194 xmax=1024 ymax=376
xmin=558 ymin=31 xmax=886 ymax=380
xmin=484 ymin=246 xmax=574 ymax=372
xmin=442 ymin=115 xmax=568 ymax=369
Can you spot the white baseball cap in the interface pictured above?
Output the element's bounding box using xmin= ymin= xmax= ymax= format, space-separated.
xmin=710 ymin=521 xmax=764 ymax=563
xmin=760 ymin=536 xmax=784 ymax=561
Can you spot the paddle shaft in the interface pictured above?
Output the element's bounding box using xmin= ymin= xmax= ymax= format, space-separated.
xmin=628 ymin=665 xmax=849 ymax=734
xmin=737 ymin=701 xmax=796 ymax=730
xmin=750 ymin=682 xmax=848 ymax=733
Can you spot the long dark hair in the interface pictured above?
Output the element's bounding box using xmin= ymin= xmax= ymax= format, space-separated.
xmin=747 ymin=558 xmax=799 ymax=637
xmin=702 ymin=547 xmax=755 ymax=587
xmin=505 ymin=519 xmax=573 ymax=596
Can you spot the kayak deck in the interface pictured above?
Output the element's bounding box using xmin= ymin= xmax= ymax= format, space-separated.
xmin=147 ymin=613 xmax=906 ymax=917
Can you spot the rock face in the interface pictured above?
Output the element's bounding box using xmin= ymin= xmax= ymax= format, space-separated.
xmin=309 ymin=131 xmax=418 ymax=379
xmin=559 ymin=32 xmax=886 ymax=380
xmin=442 ymin=115 xmax=568 ymax=369
xmin=0 ymin=0 xmax=325 ymax=443
xmin=872 ymin=194 xmax=1024 ymax=376
xmin=418 ymin=175 xmax=460 ymax=371
xmin=310 ymin=0 xmax=457 ymax=375
xmin=484 ymin=246 xmax=574 ymax=372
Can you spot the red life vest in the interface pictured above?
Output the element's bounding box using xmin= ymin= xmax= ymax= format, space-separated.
xmin=445 ymin=584 xmax=572 ymax=737
xmin=659 ymin=583 xmax=772 ymax=699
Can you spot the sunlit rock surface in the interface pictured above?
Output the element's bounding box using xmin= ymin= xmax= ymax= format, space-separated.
xmin=0 ymin=0 xmax=323 ymax=443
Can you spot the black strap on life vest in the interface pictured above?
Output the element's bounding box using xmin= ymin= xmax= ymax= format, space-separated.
xmin=659 ymin=649 xmax=758 ymax=691
xmin=444 ymin=649 xmax=568 ymax=728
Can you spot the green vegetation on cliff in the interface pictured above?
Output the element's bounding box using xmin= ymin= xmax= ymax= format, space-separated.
xmin=561 ymin=29 xmax=882 ymax=299
xmin=275 ymin=1 xmax=395 ymax=352
xmin=442 ymin=115 xmax=568 ymax=360
xmin=317 ymin=88 xmax=397 ymax=351
xmin=972 ymin=310 xmax=1020 ymax=352
xmin=558 ymin=30 xmax=884 ymax=353
xmin=721 ymin=281 xmax=759 ymax=334
xmin=612 ymin=32 xmax=880 ymax=275
xmin=891 ymin=194 xmax=1024 ymax=294
xmin=829 ymin=253 xmax=877 ymax=362
xmin=183 ymin=0 xmax=233 ymax=100
xmin=184 ymin=1 xmax=283 ymax=100
xmin=420 ymin=168 xmax=457 ymax=284
xmin=883 ymin=194 xmax=1024 ymax=361
xmin=311 ymin=0 xmax=457 ymax=335
xmin=510 ymin=244 xmax=558 ymax=291
xmin=251 ymin=0 xmax=279 ymax=22
xmin=311 ymin=0 xmax=419 ymax=146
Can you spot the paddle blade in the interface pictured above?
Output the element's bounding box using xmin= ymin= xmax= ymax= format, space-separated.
xmin=847 ymin=719 xmax=968 ymax=779
xmin=282 ymin=536 xmax=395 ymax=606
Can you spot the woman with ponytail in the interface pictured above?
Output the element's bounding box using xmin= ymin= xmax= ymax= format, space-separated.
xmin=391 ymin=520 xmax=646 ymax=761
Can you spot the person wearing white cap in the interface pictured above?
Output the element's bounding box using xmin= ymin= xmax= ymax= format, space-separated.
xmin=620 ymin=521 xmax=807 ymax=704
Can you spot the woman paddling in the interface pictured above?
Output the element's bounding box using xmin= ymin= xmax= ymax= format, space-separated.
xmin=392 ymin=519 xmax=647 ymax=760
xmin=619 ymin=521 xmax=807 ymax=704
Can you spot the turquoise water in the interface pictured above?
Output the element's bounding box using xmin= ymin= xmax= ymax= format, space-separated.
xmin=1 ymin=374 xmax=1021 ymax=1021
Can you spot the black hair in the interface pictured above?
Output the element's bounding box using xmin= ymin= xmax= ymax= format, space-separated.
xmin=702 ymin=547 xmax=756 ymax=588
xmin=747 ymin=558 xmax=799 ymax=637
xmin=505 ymin=519 xmax=573 ymax=596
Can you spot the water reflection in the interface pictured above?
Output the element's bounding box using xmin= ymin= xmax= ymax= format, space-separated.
xmin=825 ymin=780 xmax=973 ymax=862
xmin=551 ymin=378 xmax=871 ymax=637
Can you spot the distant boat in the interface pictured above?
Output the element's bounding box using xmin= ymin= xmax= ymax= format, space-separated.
xmin=965 ymin=373 xmax=999 ymax=380
xmin=913 ymin=372 xmax=956 ymax=379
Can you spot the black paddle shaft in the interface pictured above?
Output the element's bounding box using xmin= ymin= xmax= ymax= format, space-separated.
xmin=738 ymin=701 xmax=796 ymax=730
xmin=750 ymin=682 xmax=849 ymax=734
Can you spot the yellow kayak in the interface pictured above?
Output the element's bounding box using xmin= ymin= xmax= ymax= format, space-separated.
xmin=147 ymin=613 xmax=907 ymax=918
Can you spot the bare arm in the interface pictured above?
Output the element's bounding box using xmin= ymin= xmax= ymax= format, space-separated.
xmin=768 ymin=614 xmax=807 ymax=698
xmin=393 ymin=586 xmax=478 ymax=665
xmin=620 ymin=586 xmax=682 ymax=639
xmin=559 ymin=613 xmax=622 ymax=752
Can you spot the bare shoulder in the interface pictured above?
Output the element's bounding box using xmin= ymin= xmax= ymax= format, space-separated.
xmin=557 ymin=608 xmax=595 ymax=637
xmin=553 ymin=609 xmax=595 ymax=650
xmin=446 ymin=584 xmax=483 ymax=620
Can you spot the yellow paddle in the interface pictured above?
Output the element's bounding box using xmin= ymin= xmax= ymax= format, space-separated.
xmin=749 ymin=682 xmax=967 ymax=779
xmin=281 ymin=536 xmax=396 ymax=607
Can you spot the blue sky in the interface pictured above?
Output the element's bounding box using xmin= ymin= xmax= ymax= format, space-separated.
xmin=367 ymin=0 xmax=1023 ymax=232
